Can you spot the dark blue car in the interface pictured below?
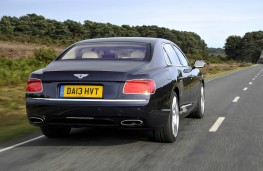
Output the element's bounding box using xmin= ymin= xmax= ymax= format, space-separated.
xmin=26 ymin=37 xmax=206 ymax=143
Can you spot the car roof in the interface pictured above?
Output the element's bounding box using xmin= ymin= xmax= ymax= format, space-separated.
xmin=76 ymin=37 xmax=171 ymax=45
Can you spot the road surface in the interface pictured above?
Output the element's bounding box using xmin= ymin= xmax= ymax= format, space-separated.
xmin=1 ymin=65 xmax=263 ymax=171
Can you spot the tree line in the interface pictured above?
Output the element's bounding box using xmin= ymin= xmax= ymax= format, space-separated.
xmin=224 ymin=31 xmax=263 ymax=63
xmin=0 ymin=13 xmax=207 ymax=56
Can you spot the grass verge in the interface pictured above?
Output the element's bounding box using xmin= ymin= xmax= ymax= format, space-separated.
xmin=0 ymin=85 xmax=39 ymax=144
xmin=203 ymin=63 xmax=254 ymax=80
xmin=204 ymin=66 xmax=254 ymax=80
xmin=0 ymin=120 xmax=39 ymax=144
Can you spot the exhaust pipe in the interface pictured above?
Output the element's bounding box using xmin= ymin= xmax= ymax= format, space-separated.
xmin=29 ymin=117 xmax=44 ymax=124
xmin=121 ymin=120 xmax=143 ymax=126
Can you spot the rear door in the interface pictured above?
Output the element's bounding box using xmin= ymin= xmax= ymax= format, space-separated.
xmin=173 ymin=45 xmax=201 ymax=105
xmin=163 ymin=43 xmax=192 ymax=107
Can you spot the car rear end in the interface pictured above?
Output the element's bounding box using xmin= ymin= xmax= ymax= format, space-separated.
xmin=26 ymin=40 xmax=171 ymax=131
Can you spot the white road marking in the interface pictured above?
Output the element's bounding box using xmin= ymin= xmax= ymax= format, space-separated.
xmin=252 ymin=78 xmax=255 ymax=80
xmin=249 ymin=82 xmax=253 ymax=85
xmin=0 ymin=135 xmax=44 ymax=153
xmin=233 ymin=96 xmax=240 ymax=102
xmin=243 ymin=87 xmax=248 ymax=91
xmin=255 ymin=76 xmax=258 ymax=78
xmin=209 ymin=117 xmax=225 ymax=132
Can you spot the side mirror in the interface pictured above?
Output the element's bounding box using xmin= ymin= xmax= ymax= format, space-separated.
xmin=193 ymin=60 xmax=206 ymax=68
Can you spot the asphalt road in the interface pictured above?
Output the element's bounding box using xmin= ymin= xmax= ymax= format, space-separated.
xmin=1 ymin=65 xmax=263 ymax=171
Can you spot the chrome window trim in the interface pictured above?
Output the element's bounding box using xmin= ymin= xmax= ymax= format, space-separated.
xmin=162 ymin=43 xmax=183 ymax=67
xmin=172 ymin=44 xmax=191 ymax=67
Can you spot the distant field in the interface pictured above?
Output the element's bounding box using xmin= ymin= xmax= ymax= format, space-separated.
xmin=0 ymin=40 xmax=64 ymax=58
xmin=207 ymin=47 xmax=226 ymax=57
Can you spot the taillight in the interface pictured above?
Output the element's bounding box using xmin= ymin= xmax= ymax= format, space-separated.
xmin=26 ymin=79 xmax=43 ymax=92
xmin=123 ymin=79 xmax=156 ymax=94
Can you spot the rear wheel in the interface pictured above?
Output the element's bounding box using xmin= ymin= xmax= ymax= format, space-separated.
xmin=190 ymin=85 xmax=205 ymax=118
xmin=154 ymin=92 xmax=179 ymax=143
xmin=41 ymin=125 xmax=71 ymax=138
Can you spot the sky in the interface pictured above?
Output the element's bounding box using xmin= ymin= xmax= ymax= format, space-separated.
xmin=0 ymin=0 xmax=262 ymax=48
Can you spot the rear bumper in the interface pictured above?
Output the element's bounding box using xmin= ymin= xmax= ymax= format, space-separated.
xmin=26 ymin=98 xmax=170 ymax=129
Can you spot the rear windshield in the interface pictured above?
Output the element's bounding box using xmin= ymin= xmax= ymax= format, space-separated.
xmin=59 ymin=43 xmax=150 ymax=61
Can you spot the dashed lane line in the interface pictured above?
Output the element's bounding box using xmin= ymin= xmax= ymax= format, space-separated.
xmin=209 ymin=117 xmax=225 ymax=132
xmin=233 ymin=96 xmax=240 ymax=102
xmin=243 ymin=87 xmax=248 ymax=91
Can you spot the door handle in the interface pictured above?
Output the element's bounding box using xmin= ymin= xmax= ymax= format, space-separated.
xmin=189 ymin=75 xmax=195 ymax=78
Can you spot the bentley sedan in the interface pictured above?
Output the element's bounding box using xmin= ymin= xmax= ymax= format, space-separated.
xmin=26 ymin=37 xmax=206 ymax=143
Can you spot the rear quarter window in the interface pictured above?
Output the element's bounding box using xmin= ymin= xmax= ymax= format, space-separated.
xmin=173 ymin=45 xmax=190 ymax=66
xmin=163 ymin=43 xmax=182 ymax=66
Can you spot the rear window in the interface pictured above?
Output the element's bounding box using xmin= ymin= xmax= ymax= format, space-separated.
xmin=59 ymin=43 xmax=150 ymax=61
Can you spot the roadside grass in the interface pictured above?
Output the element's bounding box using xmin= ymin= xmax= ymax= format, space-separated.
xmin=202 ymin=63 xmax=254 ymax=80
xmin=0 ymin=85 xmax=39 ymax=144
xmin=0 ymin=119 xmax=39 ymax=144
xmin=0 ymin=53 xmax=54 ymax=86
xmin=205 ymin=67 xmax=245 ymax=80
xmin=0 ymin=57 xmax=254 ymax=144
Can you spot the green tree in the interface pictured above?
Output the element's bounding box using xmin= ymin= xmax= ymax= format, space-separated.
xmin=225 ymin=32 xmax=263 ymax=63
xmin=0 ymin=13 xmax=208 ymax=56
xmin=224 ymin=35 xmax=242 ymax=60
xmin=64 ymin=20 xmax=86 ymax=42
xmin=240 ymin=31 xmax=263 ymax=62
xmin=52 ymin=21 xmax=71 ymax=40
xmin=121 ymin=25 xmax=141 ymax=37
xmin=0 ymin=16 xmax=14 ymax=34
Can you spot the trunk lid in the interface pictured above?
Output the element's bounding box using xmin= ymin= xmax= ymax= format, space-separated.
xmin=41 ymin=60 xmax=147 ymax=99
xmin=43 ymin=60 xmax=146 ymax=82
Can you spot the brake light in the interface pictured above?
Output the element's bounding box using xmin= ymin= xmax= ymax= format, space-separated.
xmin=26 ymin=79 xmax=43 ymax=92
xmin=123 ymin=79 xmax=156 ymax=94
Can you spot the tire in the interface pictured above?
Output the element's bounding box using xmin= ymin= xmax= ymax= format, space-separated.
xmin=190 ymin=85 xmax=205 ymax=118
xmin=153 ymin=92 xmax=179 ymax=143
xmin=41 ymin=125 xmax=71 ymax=138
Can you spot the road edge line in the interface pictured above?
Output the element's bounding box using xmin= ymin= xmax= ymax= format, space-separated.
xmin=0 ymin=135 xmax=44 ymax=153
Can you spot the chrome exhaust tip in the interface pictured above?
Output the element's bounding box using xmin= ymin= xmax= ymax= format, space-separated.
xmin=121 ymin=120 xmax=143 ymax=126
xmin=29 ymin=117 xmax=44 ymax=124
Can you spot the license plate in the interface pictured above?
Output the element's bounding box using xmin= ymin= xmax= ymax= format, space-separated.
xmin=60 ymin=85 xmax=103 ymax=98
